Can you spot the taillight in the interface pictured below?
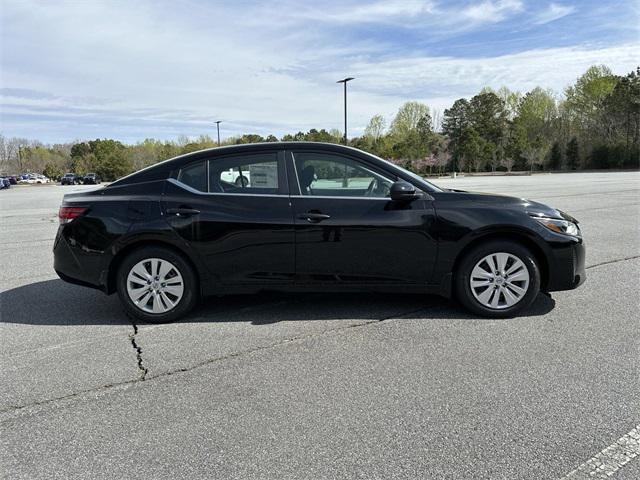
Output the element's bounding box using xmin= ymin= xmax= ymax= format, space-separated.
xmin=58 ymin=206 xmax=88 ymax=224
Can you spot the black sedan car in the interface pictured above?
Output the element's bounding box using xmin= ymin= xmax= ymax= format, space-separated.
xmin=54 ymin=142 xmax=585 ymax=322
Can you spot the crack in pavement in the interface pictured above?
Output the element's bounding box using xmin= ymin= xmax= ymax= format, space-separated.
xmin=0 ymin=305 xmax=431 ymax=418
xmin=4 ymin=253 xmax=639 ymax=418
xmin=6 ymin=255 xmax=640 ymax=422
xmin=3 ymin=255 xmax=639 ymax=418
xmin=586 ymin=255 xmax=640 ymax=270
xmin=128 ymin=323 xmax=148 ymax=381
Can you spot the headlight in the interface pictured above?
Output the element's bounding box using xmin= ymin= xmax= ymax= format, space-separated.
xmin=532 ymin=216 xmax=581 ymax=237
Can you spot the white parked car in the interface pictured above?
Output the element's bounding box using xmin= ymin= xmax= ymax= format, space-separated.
xmin=219 ymin=164 xmax=278 ymax=188
xmin=220 ymin=168 xmax=250 ymax=186
xmin=25 ymin=174 xmax=50 ymax=184
xmin=27 ymin=173 xmax=51 ymax=183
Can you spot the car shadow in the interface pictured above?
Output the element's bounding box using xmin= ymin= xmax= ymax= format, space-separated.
xmin=0 ymin=279 xmax=556 ymax=326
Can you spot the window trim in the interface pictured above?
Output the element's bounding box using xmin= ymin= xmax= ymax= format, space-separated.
xmin=289 ymin=194 xmax=392 ymax=201
xmin=168 ymin=178 xmax=286 ymax=198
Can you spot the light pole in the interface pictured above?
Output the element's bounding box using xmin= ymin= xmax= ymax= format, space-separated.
xmin=336 ymin=77 xmax=354 ymax=145
xmin=214 ymin=121 xmax=222 ymax=146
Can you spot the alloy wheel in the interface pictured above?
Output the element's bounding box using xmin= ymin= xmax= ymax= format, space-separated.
xmin=469 ymin=252 xmax=530 ymax=310
xmin=126 ymin=258 xmax=184 ymax=314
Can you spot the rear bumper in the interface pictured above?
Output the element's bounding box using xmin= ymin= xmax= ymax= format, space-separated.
xmin=53 ymin=227 xmax=107 ymax=292
xmin=545 ymin=240 xmax=586 ymax=292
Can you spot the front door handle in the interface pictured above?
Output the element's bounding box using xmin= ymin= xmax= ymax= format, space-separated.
xmin=166 ymin=207 xmax=200 ymax=217
xmin=297 ymin=212 xmax=331 ymax=223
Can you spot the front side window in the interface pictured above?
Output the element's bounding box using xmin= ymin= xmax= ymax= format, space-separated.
xmin=293 ymin=152 xmax=394 ymax=197
xmin=209 ymin=153 xmax=279 ymax=194
xmin=177 ymin=161 xmax=207 ymax=192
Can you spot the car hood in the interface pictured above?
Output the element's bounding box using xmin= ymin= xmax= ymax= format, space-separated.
xmin=442 ymin=189 xmax=578 ymax=223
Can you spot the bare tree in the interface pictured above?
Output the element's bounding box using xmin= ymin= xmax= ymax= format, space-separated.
xmin=522 ymin=145 xmax=545 ymax=172
xmin=435 ymin=148 xmax=451 ymax=175
xmin=500 ymin=156 xmax=516 ymax=172
xmin=364 ymin=114 xmax=386 ymax=142
xmin=0 ymin=135 xmax=29 ymax=172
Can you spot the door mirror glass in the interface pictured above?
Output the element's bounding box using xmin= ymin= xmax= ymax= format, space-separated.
xmin=390 ymin=181 xmax=421 ymax=202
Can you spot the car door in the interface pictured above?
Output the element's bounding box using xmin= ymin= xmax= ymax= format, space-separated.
xmin=162 ymin=150 xmax=295 ymax=286
xmin=288 ymin=149 xmax=437 ymax=285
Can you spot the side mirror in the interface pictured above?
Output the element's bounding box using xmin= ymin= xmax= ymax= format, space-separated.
xmin=390 ymin=181 xmax=422 ymax=202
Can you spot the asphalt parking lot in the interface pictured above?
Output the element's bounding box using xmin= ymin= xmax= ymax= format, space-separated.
xmin=1 ymin=171 xmax=639 ymax=479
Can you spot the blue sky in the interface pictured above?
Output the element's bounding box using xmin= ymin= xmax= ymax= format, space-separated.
xmin=0 ymin=0 xmax=638 ymax=144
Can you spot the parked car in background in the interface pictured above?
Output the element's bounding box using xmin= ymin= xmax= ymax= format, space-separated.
xmin=61 ymin=173 xmax=80 ymax=185
xmin=24 ymin=174 xmax=50 ymax=184
xmin=220 ymin=168 xmax=250 ymax=186
xmin=54 ymin=142 xmax=586 ymax=323
xmin=6 ymin=176 xmax=18 ymax=185
xmin=1 ymin=177 xmax=10 ymax=189
xmin=83 ymin=173 xmax=101 ymax=185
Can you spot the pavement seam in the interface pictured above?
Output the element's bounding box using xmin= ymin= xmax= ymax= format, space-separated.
xmin=586 ymin=255 xmax=640 ymax=270
xmin=0 ymin=305 xmax=430 ymax=418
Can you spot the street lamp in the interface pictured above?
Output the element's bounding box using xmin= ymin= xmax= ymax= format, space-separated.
xmin=214 ymin=121 xmax=222 ymax=146
xmin=336 ymin=77 xmax=354 ymax=145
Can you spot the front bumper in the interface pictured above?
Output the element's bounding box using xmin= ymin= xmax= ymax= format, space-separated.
xmin=545 ymin=239 xmax=586 ymax=292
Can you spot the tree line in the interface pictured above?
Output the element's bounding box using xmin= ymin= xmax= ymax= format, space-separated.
xmin=0 ymin=64 xmax=637 ymax=181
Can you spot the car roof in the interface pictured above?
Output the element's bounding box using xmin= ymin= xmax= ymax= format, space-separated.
xmin=110 ymin=142 xmax=375 ymax=187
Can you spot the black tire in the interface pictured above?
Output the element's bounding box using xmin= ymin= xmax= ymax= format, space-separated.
xmin=454 ymin=240 xmax=540 ymax=318
xmin=116 ymin=246 xmax=199 ymax=323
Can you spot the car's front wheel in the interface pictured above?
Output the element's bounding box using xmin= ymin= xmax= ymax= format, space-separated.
xmin=455 ymin=240 xmax=540 ymax=318
xmin=116 ymin=246 xmax=199 ymax=323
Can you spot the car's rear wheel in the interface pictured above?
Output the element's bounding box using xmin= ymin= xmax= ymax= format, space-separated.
xmin=116 ymin=246 xmax=198 ymax=323
xmin=455 ymin=240 xmax=540 ymax=318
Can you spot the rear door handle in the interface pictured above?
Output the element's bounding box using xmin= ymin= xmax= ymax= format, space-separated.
xmin=166 ymin=207 xmax=200 ymax=217
xmin=297 ymin=213 xmax=331 ymax=223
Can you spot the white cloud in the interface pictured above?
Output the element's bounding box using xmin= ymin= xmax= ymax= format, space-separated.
xmin=533 ymin=3 xmax=576 ymax=24
xmin=462 ymin=0 xmax=523 ymax=23
xmin=0 ymin=0 xmax=637 ymax=143
xmin=308 ymin=0 xmax=437 ymax=24
xmin=337 ymin=42 xmax=637 ymax=130
xmin=294 ymin=0 xmax=524 ymax=30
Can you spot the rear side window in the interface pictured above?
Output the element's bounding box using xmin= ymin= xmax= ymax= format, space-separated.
xmin=209 ymin=153 xmax=279 ymax=194
xmin=177 ymin=161 xmax=207 ymax=192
